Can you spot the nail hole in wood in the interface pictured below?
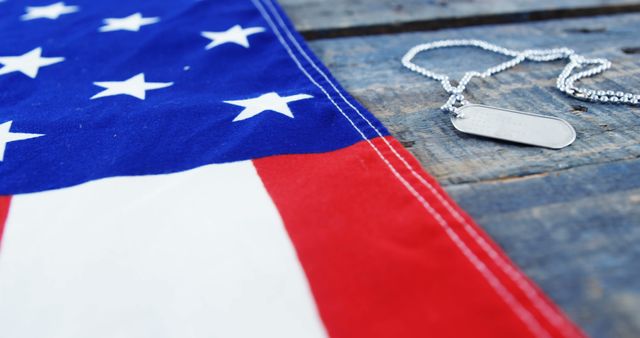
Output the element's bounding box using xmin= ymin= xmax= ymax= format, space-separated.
xmin=621 ymin=47 xmax=640 ymax=54
xmin=564 ymin=27 xmax=607 ymax=33
xmin=571 ymin=105 xmax=588 ymax=113
xmin=599 ymin=124 xmax=614 ymax=132
xmin=400 ymin=140 xmax=416 ymax=148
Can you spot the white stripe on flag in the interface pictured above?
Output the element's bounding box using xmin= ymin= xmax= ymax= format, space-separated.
xmin=0 ymin=161 xmax=326 ymax=338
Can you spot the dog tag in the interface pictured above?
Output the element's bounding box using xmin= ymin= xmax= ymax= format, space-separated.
xmin=451 ymin=104 xmax=576 ymax=149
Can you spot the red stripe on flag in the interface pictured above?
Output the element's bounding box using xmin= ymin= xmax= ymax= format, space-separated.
xmin=254 ymin=137 xmax=583 ymax=338
xmin=0 ymin=196 xmax=10 ymax=245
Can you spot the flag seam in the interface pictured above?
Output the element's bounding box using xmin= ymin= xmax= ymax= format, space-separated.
xmin=255 ymin=1 xmax=579 ymax=337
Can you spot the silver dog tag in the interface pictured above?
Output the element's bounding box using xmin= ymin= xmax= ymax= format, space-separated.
xmin=451 ymin=104 xmax=576 ymax=149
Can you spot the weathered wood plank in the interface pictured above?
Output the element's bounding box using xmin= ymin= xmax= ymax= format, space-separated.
xmin=446 ymin=158 xmax=640 ymax=338
xmin=307 ymin=13 xmax=640 ymax=186
xmin=306 ymin=13 xmax=640 ymax=338
xmin=281 ymin=0 xmax=640 ymax=37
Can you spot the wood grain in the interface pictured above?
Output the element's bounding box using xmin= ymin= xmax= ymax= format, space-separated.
xmin=446 ymin=158 xmax=640 ymax=338
xmin=281 ymin=0 xmax=640 ymax=38
xmin=307 ymin=13 xmax=640 ymax=186
xmin=306 ymin=13 xmax=640 ymax=338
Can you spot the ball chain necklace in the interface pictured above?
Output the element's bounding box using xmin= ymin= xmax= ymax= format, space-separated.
xmin=401 ymin=39 xmax=639 ymax=149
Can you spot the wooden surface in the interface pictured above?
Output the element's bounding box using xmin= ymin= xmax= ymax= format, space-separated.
xmin=284 ymin=2 xmax=640 ymax=337
xmin=281 ymin=0 xmax=640 ymax=38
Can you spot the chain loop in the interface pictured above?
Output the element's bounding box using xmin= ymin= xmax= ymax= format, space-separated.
xmin=401 ymin=39 xmax=639 ymax=116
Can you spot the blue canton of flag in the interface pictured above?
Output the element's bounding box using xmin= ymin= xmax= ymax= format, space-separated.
xmin=0 ymin=0 xmax=386 ymax=194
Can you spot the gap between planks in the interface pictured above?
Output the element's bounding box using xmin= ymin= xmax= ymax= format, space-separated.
xmin=440 ymin=153 xmax=640 ymax=187
xmin=299 ymin=4 xmax=640 ymax=40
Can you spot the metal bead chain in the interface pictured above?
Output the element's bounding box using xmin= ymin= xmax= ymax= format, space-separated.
xmin=401 ymin=39 xmax=639 ymax=117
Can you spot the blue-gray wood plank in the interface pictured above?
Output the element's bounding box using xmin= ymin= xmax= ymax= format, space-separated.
xmin=282 ymin=0 xmax=640 ymax=36
xmin=300 ymin=11 xmax=640 ymax=338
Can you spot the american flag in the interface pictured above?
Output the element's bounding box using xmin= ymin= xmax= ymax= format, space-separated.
xmin=0 ymin=1 xmax=583 ymax=337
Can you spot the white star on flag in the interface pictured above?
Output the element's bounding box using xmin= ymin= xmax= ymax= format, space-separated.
xmin=99 ymin=13 xmax=160 ymax=32
xmin=224 ymin=92 xmax=313 ymax=122
xmin=0 ymin=121 xmax=44 ymax=162
xmin=201 ymin=25 xmax=266 ymax=49
xmin=91 ymin=73 xmax=173 ymax=100
xmin=21 ymin=2 xmax=79 ymax=21
xmin=0 ymin=47 xmax=64 ymax=79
